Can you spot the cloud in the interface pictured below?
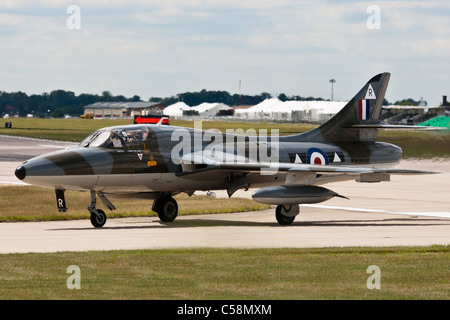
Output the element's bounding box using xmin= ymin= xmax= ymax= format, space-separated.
xmin=0 ymin=1 xmax=449 ymax=105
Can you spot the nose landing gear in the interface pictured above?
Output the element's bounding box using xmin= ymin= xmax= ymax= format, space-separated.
xmin=88 ymin=191 xmax=115 ymax=228
xmin=90 ymin=208 xmax=107 ymax=228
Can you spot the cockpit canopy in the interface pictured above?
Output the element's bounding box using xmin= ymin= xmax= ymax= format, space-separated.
xmin=79 ymin=126 xmax=149 ymax=149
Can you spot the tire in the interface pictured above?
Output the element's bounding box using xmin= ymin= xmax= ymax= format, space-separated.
xmin=90 ymin=209 xmax=107 ymax=228
xmin=275 ymin=205 xmax=295 ymax=225
xmin=157 ymin=197 xmax=178 ymax=222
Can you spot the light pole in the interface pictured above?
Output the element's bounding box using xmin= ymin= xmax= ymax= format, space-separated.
xmin=329 ymin=79 xmax=336 ymax=101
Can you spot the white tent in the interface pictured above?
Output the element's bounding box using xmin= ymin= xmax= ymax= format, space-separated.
xmin=164 ymin=102 xmax=231 ymax=118
xmin=164 ymin=99 xmax=347 ymax=122
xmin=234 ymin=98 xmax=347 ymax=122
xmin=191 ymin=103 xmax=231 ymax=117
xmin=162 ymin=102 xmax=190 ymax=117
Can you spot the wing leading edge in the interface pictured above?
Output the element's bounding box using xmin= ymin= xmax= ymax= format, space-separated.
xmin=176 ymin=156 xmax=436 ymax=178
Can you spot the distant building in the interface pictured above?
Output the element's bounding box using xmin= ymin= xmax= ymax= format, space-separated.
xmin=83 ymin=102 xmax=165 ymax=118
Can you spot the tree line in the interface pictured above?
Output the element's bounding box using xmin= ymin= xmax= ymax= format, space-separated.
xmin=0 ymin=88 xmax=424 ymax=118
xmin=154 ymin=89 xmax=276 ymax=107
xmin=0 ymin=90 xmax=142 ymax=118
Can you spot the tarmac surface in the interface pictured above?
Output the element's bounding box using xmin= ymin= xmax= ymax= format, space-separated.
xmin=0 ymin=134 xmax=449 ymax=254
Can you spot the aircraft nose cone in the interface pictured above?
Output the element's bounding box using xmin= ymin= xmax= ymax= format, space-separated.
xmin=15 ymin=165 xmax=27 ymax=180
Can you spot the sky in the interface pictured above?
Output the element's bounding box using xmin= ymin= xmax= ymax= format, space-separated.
xmin=1 ymin=0 xmax=449 ymax=106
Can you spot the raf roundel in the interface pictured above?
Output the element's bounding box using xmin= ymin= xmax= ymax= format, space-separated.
xmin=307 ymin=148 xmax=329 ymax=165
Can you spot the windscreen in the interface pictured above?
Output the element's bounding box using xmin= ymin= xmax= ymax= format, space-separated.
xmin=79 ymin=126 xmax=149 ymax=149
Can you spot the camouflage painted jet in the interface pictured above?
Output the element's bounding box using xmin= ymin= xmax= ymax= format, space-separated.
xmin=15 ymin=73 xmax=433 ymax=227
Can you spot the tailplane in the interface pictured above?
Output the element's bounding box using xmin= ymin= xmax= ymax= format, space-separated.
xmin=300 ymin=72 xmax=391 ymax=142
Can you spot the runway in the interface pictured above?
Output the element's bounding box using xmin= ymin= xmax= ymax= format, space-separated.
xmin=0 ymin=209 xmax=449 ymax=254
xmin=0 ymin=134 xmax=449 ymax=254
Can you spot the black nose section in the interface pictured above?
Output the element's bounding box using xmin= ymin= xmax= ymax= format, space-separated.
xmin=15 ymin=166 xmax=26 ymax=180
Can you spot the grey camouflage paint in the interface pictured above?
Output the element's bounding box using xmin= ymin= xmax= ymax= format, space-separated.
xmin=15 ymin=72 xmax=421 ymax=206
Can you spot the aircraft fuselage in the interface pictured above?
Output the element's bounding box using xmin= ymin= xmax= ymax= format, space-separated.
xmin=16 ymin=123 xmax=402 ymax=195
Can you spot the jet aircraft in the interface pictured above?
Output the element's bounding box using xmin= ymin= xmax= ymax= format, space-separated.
xmin=15 ymin=73 xmax=434 ymax=227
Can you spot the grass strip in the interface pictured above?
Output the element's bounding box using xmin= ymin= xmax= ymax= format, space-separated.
xmin=1 ymin=118 xmax=449 ymax=158
xmin=0 ymin=186 xmax=269 ymax=222
xmin=0 ymin=246 xmax=448 ymax=299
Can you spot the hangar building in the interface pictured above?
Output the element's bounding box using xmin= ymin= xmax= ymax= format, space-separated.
xmin=83 ymin=101 xmax=165 ymax=118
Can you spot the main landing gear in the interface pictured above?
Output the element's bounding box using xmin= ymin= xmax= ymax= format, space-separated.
xmin=275 ymin=204 xmax=300 ymax=226
xmin=75 ymin=189 xmax=296 ymax=227
xmin=152 ymin=193 xmax=178 ymax=223
xmin=86 ymin=191 xmax=178 ymax=228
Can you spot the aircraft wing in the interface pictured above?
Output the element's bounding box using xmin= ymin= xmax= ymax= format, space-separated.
xmin=347 ymin=123 xmax=447 ymax=131
xmin=176 ymin=152 xmax=436 ymax=178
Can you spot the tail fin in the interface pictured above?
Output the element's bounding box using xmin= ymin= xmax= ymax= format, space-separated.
xmin=302 ymin=72 xmax=390 ymax=142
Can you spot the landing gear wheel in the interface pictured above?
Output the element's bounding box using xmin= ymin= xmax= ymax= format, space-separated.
xmin=275 ymin=205 xmax=296 ymax=225
xmin=156 ymin=196 xmax=178 ymax=222
xmin=90 ymin=209 xmax=107 ymax=228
